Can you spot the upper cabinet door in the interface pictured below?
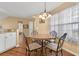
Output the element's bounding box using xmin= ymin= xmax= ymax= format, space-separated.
xmin=0 ymin=34 xmax=5 ymax=53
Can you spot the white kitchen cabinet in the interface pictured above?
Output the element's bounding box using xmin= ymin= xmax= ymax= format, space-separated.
xmin=0 ymin=32 xmax=16 ymax=53
xmin=0 ymin=34 xmax=5 ymax=53
xmin=5 ymin=32 xmax=16 ymax=50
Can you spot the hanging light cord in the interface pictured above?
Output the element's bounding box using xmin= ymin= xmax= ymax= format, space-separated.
xmin=44 ymin=2 xmax=46 ymax=13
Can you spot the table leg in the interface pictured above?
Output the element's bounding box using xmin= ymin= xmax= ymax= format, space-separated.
xmin=41 ymin=40 xmax=44 ymax=56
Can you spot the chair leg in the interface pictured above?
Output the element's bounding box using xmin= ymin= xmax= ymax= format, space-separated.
xmin=35 ymin=50 xmax=37 ymax=56
xmin=40 ymin=48 xmax=42 ymax=56
xmin=40 ymin=47 xmax=43 ymax=56
xmin=49 ymin=50 xmax=52 ymax=55
xmin=45 ymin=48 xmax=47 ymax=56
xmin=55 ymin=51 xmax=58 ymax=56
xmin=61 ymin=50 xmax=63 ymax=56
xmin=25 ymin=48 xmax=27 ymax=56
xmin=33 ymin=50 xmax=36 ymax=56
xmin=28 ymin=51 xmax=31 ymax=56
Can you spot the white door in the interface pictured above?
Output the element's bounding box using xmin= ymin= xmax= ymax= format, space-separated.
xmin=0 ymin=34 xmax=5 ymax=52
xmin=18 ymin=23 xmax=23 ymax=33
xmin=29 ymin=21 xmax=33 ymax=35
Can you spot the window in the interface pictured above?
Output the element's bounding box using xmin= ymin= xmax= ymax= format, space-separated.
xmin=50 ymin=4 xmax=79 ymax=45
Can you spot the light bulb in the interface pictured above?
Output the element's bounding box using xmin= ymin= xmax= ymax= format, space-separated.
xmin=39 ymin=15 xmax=42 ymax=18
xmin=43 ymin=13 xmax=47 ymax=17
xmin=42 ymin=17 xmax=45 ymax=19
xmin=48 ymin=14 xmax=52 ymax=17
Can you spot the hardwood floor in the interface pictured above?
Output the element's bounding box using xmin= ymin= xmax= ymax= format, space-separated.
xmin=0 ymin=39 xmax=74 ymax=56
xmin=0 ymin=47 xmax=74 ymax=56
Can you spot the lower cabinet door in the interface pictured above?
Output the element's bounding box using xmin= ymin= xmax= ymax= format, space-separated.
xmin=5 ymin=35 xmax=16 ymax=50
xmin=10 ymin=36 xmax=16 ymax=47
xmin=0 ymin=36 xmax=5 ymax=53
xmin=5 ymin=37 xmax=12 ymax=50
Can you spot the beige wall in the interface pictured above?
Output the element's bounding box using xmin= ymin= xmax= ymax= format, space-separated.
xmin=0 ymin=16 xmax=20 ymax=30
xmin=34 ymin=17 xmax=50 ymax=34
xmin=50 ymin=2 xmax=77 ymax=15
xmin=63 ymin=42 xmax=79 ymax=55
xmin=0 ymin=16 xmax=29 ymax=30
xmin=22 ymin=18 xmax=29 ymax=33
xmin=0 ymin=16 xmax=29 ymax=32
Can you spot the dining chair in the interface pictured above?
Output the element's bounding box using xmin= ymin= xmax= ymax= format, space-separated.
xmin=45 ymin=31 xmax=57 ymax=44
xmin=50 ymin=31 xmax=57 ymax=43
xmin=23 ymin=33 xmax=42 ymax=56
xmin=31 ymin=31 xmax=42 ymax=45
xmin=45 ymin=33 xmax=67 ymax=56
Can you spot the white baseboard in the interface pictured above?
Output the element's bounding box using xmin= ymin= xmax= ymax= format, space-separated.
xmin=63 ymin=48 xmax=79 ymax=56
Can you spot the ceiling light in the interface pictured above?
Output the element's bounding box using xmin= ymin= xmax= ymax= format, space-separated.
xmin=39 ymin=2 xmax=52 ymax=20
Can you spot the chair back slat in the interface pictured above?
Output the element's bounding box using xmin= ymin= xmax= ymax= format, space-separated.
xmin=57 ymin=33 xmax=67 ymax=51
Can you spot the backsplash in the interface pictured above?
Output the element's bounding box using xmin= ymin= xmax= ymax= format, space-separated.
xmin=0 ymin=24 xmax=17 ymax=33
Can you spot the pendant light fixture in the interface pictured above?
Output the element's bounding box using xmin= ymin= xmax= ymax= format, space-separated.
xmin=39 ymin=2 xmax=52 ymax=20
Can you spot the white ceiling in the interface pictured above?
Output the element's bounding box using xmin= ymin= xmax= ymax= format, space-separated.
xmin=0 ymin=2 xmax=63 ymax=19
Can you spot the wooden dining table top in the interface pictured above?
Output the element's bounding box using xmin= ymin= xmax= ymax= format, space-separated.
xmin=27 ymin=34 xmax=55 ymax=40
